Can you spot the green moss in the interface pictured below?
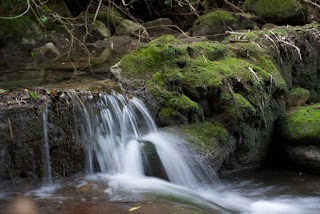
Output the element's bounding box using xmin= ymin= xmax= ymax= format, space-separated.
xmin=246 ymin=0 xmax=301 ymax=18
xmin=121 ymin=36 xmax=286 ymax=124
xmin=281 ymin=104 xmax=320 ymax=143
xmin=169 ymin=94 xmax=200 ymax=112
xmin=120 ymin=45 xmax=164 ymax=79
xmin=158 ymin=107 xmax=179 ymax=118
xmin=220 ymin=92 xmax=256 ymax=119
xmin=181 ymin=122 xmax=228 ymax=150
xmin=245 ymin=0 xmax=306 ymax=24
xmin=194 ymin=10 xmax=236 ymax=26
xmin=289 ymin=87 xmax=309 ymax=97
xmin=149 ymin=35 xmax=180 ymax=46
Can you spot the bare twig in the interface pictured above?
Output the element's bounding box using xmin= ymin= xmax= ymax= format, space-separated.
xmin=0 ymin=0 xmax=31 ymax=19
xmin=303 ymin=0 xmax=320 ymax=9
xmin=93 ymin=0 xmax=103 ymax=22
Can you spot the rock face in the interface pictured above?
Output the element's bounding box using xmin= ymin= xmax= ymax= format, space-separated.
xmin=278 ymin=104 xmax=320 ymax=170
xmin=0 ymin=91 xmax=84 ymax=180
xmin=244 ymin=0 xmax=308 ymax=25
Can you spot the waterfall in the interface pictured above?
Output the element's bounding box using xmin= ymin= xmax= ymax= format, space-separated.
xmin=70 ymin=91 xmax=219 ymax=185
xmin=42 ymin=105 xmax=52 ymax=185
xmin=70 ymin=91 xmax=229 ymax=212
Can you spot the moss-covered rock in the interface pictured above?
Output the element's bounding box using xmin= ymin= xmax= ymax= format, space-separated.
xmin=223 ymin=24 xmax=320 ymax=103
xmin=114 ymin=34 xmax=288 ymax=170
xmin=190 ymin=10 xmax=258 ymax=38
xmin=244 ymin=0 xmax=308 ymax=25
xmin=117 ymin=35 xmax=285 ymax=125
xmin=279 ymin=104 xmax=320 ymax=145
xmin=164 ymin=121 xmax=235 ymax=170
xmin=285 ymin=87 xmax=310 ymax=107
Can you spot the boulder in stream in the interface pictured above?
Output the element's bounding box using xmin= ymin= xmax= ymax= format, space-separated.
xmin=278 ymin=104 xmax=320 ymax=171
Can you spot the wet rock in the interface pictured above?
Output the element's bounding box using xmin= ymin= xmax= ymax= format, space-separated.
xmin=287 ymin=145 xmax=320 ymax=171
xmin=0 ymin=90 xmax=84 ymax=180
xmin=141 ymin=141 xmax=168 ymax=180
xmin=285 ymin=87 xmax=310 ymax=107
xmin=164 ymin=122 xmax=235 ymax=171
xmin=244 ymin=0 xmax=308 ymax=25
xmin=278 ymin=104 xmax=320 ymax=171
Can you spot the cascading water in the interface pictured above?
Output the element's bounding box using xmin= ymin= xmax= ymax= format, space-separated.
xmin=68 ymin=91 xmax=231 ymax=212
xmin=70 ymin=91 xmax=211 ymax=181
xmin=68 ymin=91 xmax=320 ymax=214
xmin=42 ymin=105 xmax=52 ymax=186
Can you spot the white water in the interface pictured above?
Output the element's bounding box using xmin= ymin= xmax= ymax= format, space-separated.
xmin=69 ymin=92 xmax=320 ymax=214
xmin=42 ymin=105 xmax=52 ymax=186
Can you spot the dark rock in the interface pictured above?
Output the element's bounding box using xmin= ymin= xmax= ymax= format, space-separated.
xmin=287 ymin=145 xmax=320 ymax=171
xmin=141 ymin=141 xmax=168 ymax=180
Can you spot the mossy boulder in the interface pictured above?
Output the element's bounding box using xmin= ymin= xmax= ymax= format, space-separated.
xmin=190 ymin=10 xmax=258 ymax=39
xmin=284 ymin=87 xmax=310 ymax=107
xmin=223 ymin=24 xmax=320 ymax=102
xmin=164 ymin=122 xmax=235 ymax=170
xmin=279 ymin=104 xmax=320 ymax=145
xmin=278 ymin=103 xmax=320 ymax=171
xmin=114 ymin=34 xmax=287 ymax=170
xmin=244 ymin=0 xmax=308 ymax=25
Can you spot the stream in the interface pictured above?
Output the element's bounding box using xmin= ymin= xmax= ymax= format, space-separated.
xmin=0 ymin=82 xmax=319 ymax=214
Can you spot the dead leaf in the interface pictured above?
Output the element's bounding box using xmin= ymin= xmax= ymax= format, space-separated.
xmin=128 ymin=206 xmax=140 ymax=212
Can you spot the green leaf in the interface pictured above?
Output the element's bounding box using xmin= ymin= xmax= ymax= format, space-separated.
xmin=29 ymin=91 xmax=41 ymax=99
xmin=39 ymin=15 xmax=49 ymax=23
